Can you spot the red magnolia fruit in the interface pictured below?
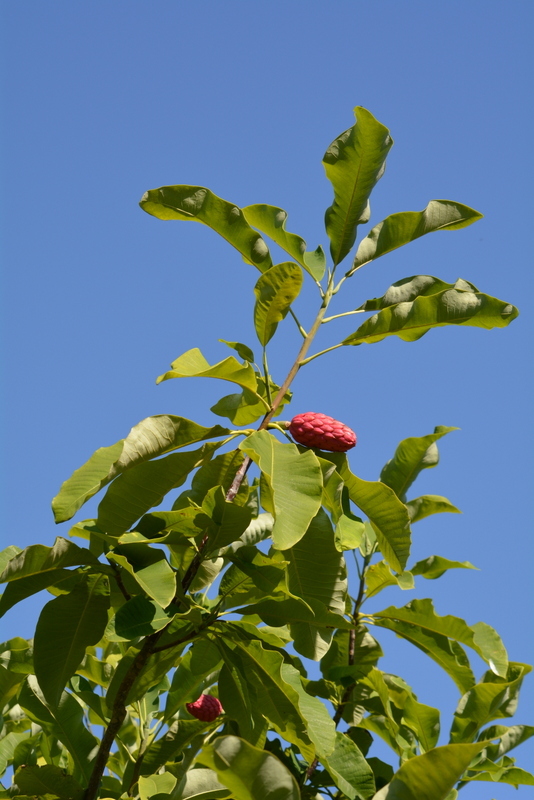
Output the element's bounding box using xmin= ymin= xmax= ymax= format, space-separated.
xmin=186 ymin=694 xmax=223 ymax=722
xmin=288 ymin=412 xmax=357 ymax=452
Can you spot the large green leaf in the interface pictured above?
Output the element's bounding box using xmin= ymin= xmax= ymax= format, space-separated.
xmin=410 ymin=555 xmax=477 ymax=580
xmin=477 ymin=723 xmax=534 ymax=762
xmin=172 ymin=766 xmax=231 ymax=799
xmin=240 ymin=431 xmax=323 ymax=550
xmin=52 ymin=415 xmax=229 ymax=523
xmin=13 ymin=764 xmax=84 ymax=799
xmin=219 ymin=655 xmax=269 ymax=747
xmin=220 ymin=629 xmax=333 ymax=761
xmin=323 ymin=107 xmax=393 ymax=266
xmin=364 ymin=560 xmax=413 ymax=600
xmin=321 ymin=454 xmax=411 ymax=573
xmin=140 ymin=185 xmax=273 ymax=271
xmin=0 ymin=545 xmax=21 ymax=574
xmin=197 ymin=735 xmax=301 ymax=800
xmin=284 ymin=509 xmax=348 ymax=659
xmin=139 ymin=772 xmax=177 ymax=800
xmin=319 ymin=731 xmax=376 ymax=799
xmin=373 ymin=598 xmax=508 ymax=677
xmin=461 ymin=766 xmax=534 ymax=785
xmin=373 ymin=742 xmax=490 ymax=800
xmin=34 ymin=573 xmax=109 ymax=707
xmin=211 ymin=378 xmax=291 ymax=426
xmin=0 ymin=664 xmax=25 ymax=708
xmin=380 ymin=426 xmax=457 ymax=501
xmin=357 ymin=275 xmax=478 ymax=311
xmin=406 ymin=495 xmax=461 ymax=523
xmin=253 ymin=262 xmax=303 ymax=346
xmin=107 ymin=545 xmax=176 ymax=607
xmin=157 ymin=348 xmax=261 ymax=398
xmin=0 ymin=537 xmax=100 ymax=618
xmin=243 ymin=204 xmax=326 ymax=281
xmin=342 ymin=288 xmax=518 ymax=346
xmin=175 ymin=450 xmax=246 ymax=509
xmin=201 ymin=486 xmax=253 ymax=554
xmin=105 ymin=595 xmax=174 ymax=641
xmin=450 ymin=663 xmax=532 ymax=743
xmin=164 ymin=638 xmax=222 ymax=721
xmin=372 ymin=616 xmax=475 ymax=694
xmin=97 ymin=442 xmax=219 ymax=536
xmin=18 ymin=676 xmax=98 ymax=784
xmin=349 ymin=201 xmax=483 ymax=274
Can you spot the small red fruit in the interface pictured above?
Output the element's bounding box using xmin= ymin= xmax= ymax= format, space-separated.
xmin=186 ymin=694 xmax=223 ymax=722
xmin=289 ymin=412 xmax=356 ymax=452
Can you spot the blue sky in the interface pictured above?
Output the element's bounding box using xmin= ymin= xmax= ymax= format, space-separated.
xmin=1 ymin=1 xmax=533 ymax=793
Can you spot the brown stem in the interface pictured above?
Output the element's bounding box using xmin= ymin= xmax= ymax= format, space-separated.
xmin=108 ymin=560 xmax=131 ymax=601
xmin=304 ymin=560 xmax=368 ymax=784
xmin=83 ymin=633 xmax=163 ymax=800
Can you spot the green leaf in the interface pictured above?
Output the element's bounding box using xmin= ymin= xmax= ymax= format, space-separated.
xmin=0 ymin=545 xmax=21 ymax=574
xmin=380 ymin=426 xmax=458 ymax=501
xmin=450 ymin=663 xmax=532 ymax=743
xmin=323 ymin=106 xmax=393 ymax=266
xmin=219 ymin=657 xmax=269 ymax=747
xmin=0 ymin=732 xmax=29 ymax=776
xmin=211 ymin=389 xmax=267 ymax=425
xmin=461 ymin=766 xmax=534 ymax=785
xmin=349 ymin=201 xmax=483 ymax=274
xmin=321 ymin=626 xmax=383 ymax=681
xmin=196 ymin=735 xmax=301 ymax=800
xmin=238 ymin=596 xmax=351 ymax=632
xmin=157 ymin=347 xmax=261 ymax=397
xmin=284 ymin=509 xmax=348 ymax=659
xmin=172 ymin=767 xmax=232 ymax=799
xmin=219 ymin=630 xmax=330 ymax=761
xmin=52 ymin=415 xmax=229 ymax=524
xmin=335 ymin=513 xmax=366 ymax=551
xmin=0 ymin=537 xmax=100 ymax=618
xmin=0 ymin=636 xmax=34 ymax=674
xmin=400 ymin=695 xmax=440 ymax=752
xmin=253 ymin=262 xmax=303 ymax=346
xmin=97 ymin=442 xmax=219 ymax=536
xmin=240 ymin=431 xmax=323 ymax=550
xmin=219 ymin=339 xmax=255 ymax=363
xmin=477 ymin=724 xmax=534 ymax=761
xmin=34 ymin=573 xmax=109 ymax=707
xmin=164 ymin=638 xmax=222 ymax=721
xmin=0 ymin=664 xmax=25 ymax=708
xmin=321 ymin=454 xmax=411 ymax=573
xmin=342 ymin=288 xmax=518 ymax=346
xmin=319 ymin=730 xmax=376 ymax=799
xmin=372 ymin=615 xmax=475 ymax=694
xmin=410 ymin=555 xmax=477 ymax=580
xmin=175 ymin=450 xmax=247 ymax=509
xmin=365 ymin=560 xmax=413 ymax=600
xmin=140 ymin=185 xmax=273 ymax=271
xmin=18 ymin=676 xmax=98 ymax=784
xmin=373 ymin=598 xmax=508 ymax=678
xmin=13 ymin=764 xmax=84 ymax=799
xmin=201 ymin=486 xmax=253 ymax=554
xmin=373 ymin=742 xmax=491 ymax=800
xmin=406 ymin=495 xmax=461 ymax=523
xmin=139 ymin=772 xmax=177 ymax=800
xmin=243 ymin=204 xmax=326 ymax=281
xmin=105 ymin=595 xmax=174 ymax=641
xmin=357 ymin=275 xmax=479 ymax=311
xmin=107 ymin=546 xmax=176 ymax=607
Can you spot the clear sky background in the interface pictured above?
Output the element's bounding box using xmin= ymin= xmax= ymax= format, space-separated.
xmin=1 ymin=1 xmax=533 ymax=794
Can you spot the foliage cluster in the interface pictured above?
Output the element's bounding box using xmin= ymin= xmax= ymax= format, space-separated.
xmin=0 ymin=108 xmax=531 ymax=800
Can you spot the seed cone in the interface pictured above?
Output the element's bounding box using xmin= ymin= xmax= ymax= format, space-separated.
xmin=289 ymin=412 xmax=356 ymax=452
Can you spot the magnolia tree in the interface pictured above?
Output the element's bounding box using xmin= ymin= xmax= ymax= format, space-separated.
xmin=1 ymin=108 xmax=532 ymax=800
